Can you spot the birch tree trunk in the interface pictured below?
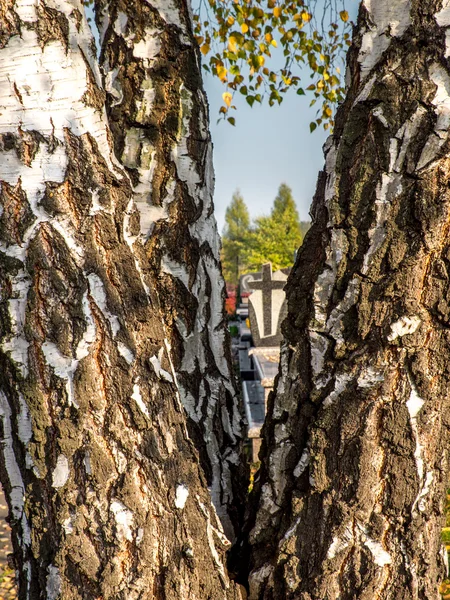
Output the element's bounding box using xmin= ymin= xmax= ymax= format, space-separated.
xmin=244 ymin=1 xmax=450 ymax=598
xmin=93 ymin=0 xmax=246 ymax=539
xmin=0 ymin=1 xmax=241 ymax=598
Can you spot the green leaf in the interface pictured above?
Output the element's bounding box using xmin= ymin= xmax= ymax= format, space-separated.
xmin=310 ymin=122 xmax=317 ymax=132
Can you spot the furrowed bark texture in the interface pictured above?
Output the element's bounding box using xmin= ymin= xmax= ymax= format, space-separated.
xmin=244 ymin=1 xmax=450 ymax=598
xmin=0 ymin=2 xmax=242 ymax=598
xmin=94 ymin=0 xmax=246 ymax=539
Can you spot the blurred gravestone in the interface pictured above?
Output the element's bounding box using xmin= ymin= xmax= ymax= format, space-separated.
xmin=247 ymin=263 xmax=289 ymax=348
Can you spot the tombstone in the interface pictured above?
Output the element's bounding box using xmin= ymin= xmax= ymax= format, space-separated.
xmin=240 ymin=271 xmax=262 ymax=295
xmin=247 ymin=263 xmax=289 ymax=348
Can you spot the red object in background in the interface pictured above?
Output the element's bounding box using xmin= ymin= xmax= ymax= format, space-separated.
xmin=225 ymin=284 xmax=237 ymax=315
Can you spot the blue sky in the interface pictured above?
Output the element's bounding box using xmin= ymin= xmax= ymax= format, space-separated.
xmin=204 ymin=0 xmax=359 ymax=232
xmin=205 ymin=72 xmax=329 ymax=232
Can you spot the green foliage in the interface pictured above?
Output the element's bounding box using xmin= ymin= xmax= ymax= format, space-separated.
xmin=221 ymin=190 xmax=252 ymax=285
xmin=193 ymin=0 xmax=351 ymax=130
xmin=243 ymin=183 xmax=302 ymax=271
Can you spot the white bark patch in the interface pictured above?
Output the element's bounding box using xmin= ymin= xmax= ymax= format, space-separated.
xmin=161 ymin=256 xmax=190 ymax=287
xmin=110 ymin=500 xmax=134 ymax=542
xmin=133 ymin=30 xmax=162 ymax=63
xmin=122 ymin=199 xmax=151 ymax=296
xmin=117 ymin=342 xmax=135 ymax=364
xmin=0 ymin=26 xmax=117 ymax=172
xmin=15 ymin=0 xmax=37 ymax=21
xmin=17 ymin=392 xmax=32 ymax=445
xmin=387 ymin=315 xmax=421 ymax=341
xmin=145 ymin=0 xmax=187 ymax=34
xmin=417 ymin=64 xmax=450 ymax=169
xmin=358 ymin=0 xmax=411 ymax=79
xmin=0 ymin=391 xmax=31 ymax=546
xmin=436 ymin=1 xmax=450 ymax=26
xmin=406 ymin=375 xmax=432 ymax=514
xmin=171 ymin=85 xmax=201 ymax=200
xmin=1 ymin=270 xmax=30 ymax=376
xmin=196 ymin=498 xmax=229 ymax=588
xmin=52 ymin=454 xmax=69 ymax=488
xmin=114 ymin=11 xmax=129 ymax=35
xmin=309 ymin=331 xmax=330 ymax=386
xmin=363 ymin=534 xmax=392 ymax=567
xmin=248 ymin=564 xmax=274 ymax=599
xmin=87 ymin=273 xmax=120 ymax=336
xmin=84 ymin=452 xmax=92 ymax=475
xmin=357 ymin=366 xmax=385 ymax=388
xmin=322 ymin=373 xmax=353 ymax=408
xmin=131 ymin=383 xmax=149 ymax=417
xmin=416 ymin=471 xmax=434 ymax=513
xmin=42 ymin=342 xmax=79 ymax=408
xmin=293 ymin=448 xmax=310 ymax=478
xmin=46 ymin=565 xmax=61 ymax=600
xmin=174 ymin=484 xmax=189 ymax=509
xmin=63 ymin=516 xmax=74 ymax=535
xmin=149 ymin=348 xmax=173 ymax=382
xmin=327 ymin=525 xmax=354 ymax=559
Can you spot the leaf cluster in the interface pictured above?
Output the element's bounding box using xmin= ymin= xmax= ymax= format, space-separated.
xmin=193 ymin=0 xmax=351 ymax=130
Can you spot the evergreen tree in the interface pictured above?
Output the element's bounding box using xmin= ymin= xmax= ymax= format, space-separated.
xmin=244 ymin=183 xmax=303 ymax=271
xmin=221 ymin=191 xmax=251 ymax=285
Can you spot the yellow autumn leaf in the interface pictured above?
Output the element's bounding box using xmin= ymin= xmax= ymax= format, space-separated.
xmin=257 ymin=55 xmax=265 ymax=67
xmin=265 ymin=32 xmax=273 ymax=43
xmin=271 ymin=39 xmax=277 ymax=47
xmin=273 ymin=6 xmax=282 ymax=18
xmin=324 ymin=106 xmax=332 ymax=117
xmin=200 ymin=43 xmax=210 ymax=55
xmin=227 ymin=15 xmax=235 ymax=25
xmin=228 ymin=36 xmax=237 ymax=52
xmin=241 ymin=22 xmax=249 ymax=33
xmin=216 ymin=64 xmax=228 ymax=80
xmin=222 ymin=92 xmax=232 ymax=107
xmin=340 ymin=10 xmax=349 ymax=22
xmin=301 ymin=11 xmax=312 ymax=21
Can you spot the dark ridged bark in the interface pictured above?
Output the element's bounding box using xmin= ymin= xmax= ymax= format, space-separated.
xmin=244 ymin=1 xmax=450 ymax=598
xmin=93 ymin=0 xmax=247 ymax=539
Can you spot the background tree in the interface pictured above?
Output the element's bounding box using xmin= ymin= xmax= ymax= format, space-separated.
xmin=221 ymin=191 xmax=251 ymax=285
xmin=244 ymin=183 xmax=303 ymax=270
xmin=239 ymin=0 xmax=450 ymax=598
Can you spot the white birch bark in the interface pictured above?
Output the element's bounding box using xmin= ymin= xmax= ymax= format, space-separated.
xmin=94 ymin=0 xmax=246 ymax=539
xmin=0 ymin=1 xmax=242 ymax=597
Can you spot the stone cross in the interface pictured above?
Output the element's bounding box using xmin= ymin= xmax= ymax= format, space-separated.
xmin=247 ymin=263 xmax=289 ymax=347
xmin=249 ymin=264 xmax=285 ymax=337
